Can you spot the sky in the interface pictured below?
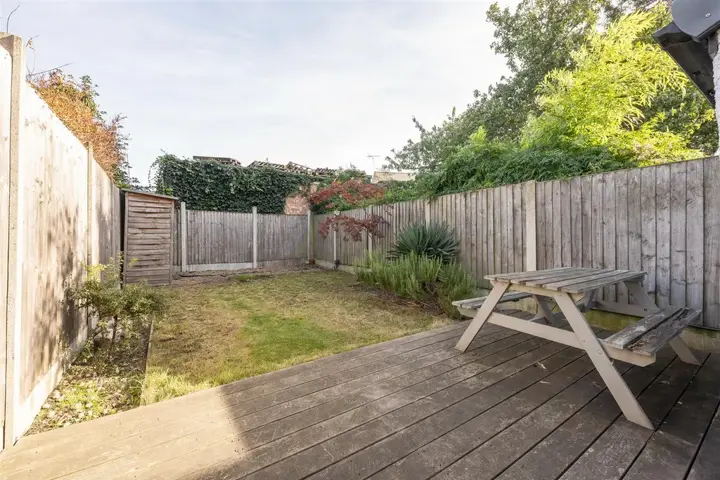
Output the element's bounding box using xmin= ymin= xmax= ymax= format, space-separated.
xmin=1 ymin=0 xmax=516 ymax=184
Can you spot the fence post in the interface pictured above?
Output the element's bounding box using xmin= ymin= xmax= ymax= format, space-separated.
xmin=85 ymin=143 xmax=95 ymax=334
xmin=1 ymin=33 xmax=23 ymax=449
xmin=306 ymin=210 xmax=312 ymax=263
xmin=86 ymin=143 xmax=94 ymax=269
xmin=367 ymin=206 xmax=373 ymax=258
xmin=333 ymin=210 xmax=339 ymax=264
xmin=252 ymin=206 xmax=258 ymax=269
xmin=425 ymin=199 xmax=431 ymax=226
xmin=180 ymin=202 xmax=187 ymax=272
xmin=524 ymin=180 xmax=537 ymax=271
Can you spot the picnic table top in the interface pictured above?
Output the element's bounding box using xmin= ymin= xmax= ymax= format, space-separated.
xmin=485 ymin=267 xmax=646 ymax=294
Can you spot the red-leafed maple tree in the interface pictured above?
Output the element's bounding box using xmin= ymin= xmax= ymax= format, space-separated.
xmin=308 ymin=179 xmax=389 ymax=241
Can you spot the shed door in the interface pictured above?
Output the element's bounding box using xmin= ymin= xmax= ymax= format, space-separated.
xmin=124 ymin=194 xmax=174 ymax=285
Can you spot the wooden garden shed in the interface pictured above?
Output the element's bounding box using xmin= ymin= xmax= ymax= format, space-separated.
xmin=123 ymin=190 xmax=178 ymax=285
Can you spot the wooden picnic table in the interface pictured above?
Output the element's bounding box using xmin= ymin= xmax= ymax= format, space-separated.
xmin=454 ymin=267 xmax=701 ymax=429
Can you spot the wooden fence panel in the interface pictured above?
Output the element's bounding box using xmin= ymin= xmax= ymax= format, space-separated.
xmin=309 ymin=157 xmax=720 ymax=329
xmin=312 ymin=213 xmax=334 ymax=264
xmin=257 ymin=214 xmax=306 ymax=263
xmin=528 ymin=159 xmax=720 ymax=329
xmin=338 ymin=209 xmax=367 ymax=266
xmin=92 ymin=164 xmax=122 ymax=266
xmin=186 ymin=210 xmax=253 ymax=266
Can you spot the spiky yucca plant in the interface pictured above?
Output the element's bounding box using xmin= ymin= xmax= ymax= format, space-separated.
xmin=389 ymin=222 xmax=460 ymax=263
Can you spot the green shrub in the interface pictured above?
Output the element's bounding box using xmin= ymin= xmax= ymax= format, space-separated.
xmin=388 ymin=222 xmax=460 ymax=263
xmin=356 ymin=252 xmax=475 ymax=316
xmin=70 ymin=255 xmax=167 ymax=350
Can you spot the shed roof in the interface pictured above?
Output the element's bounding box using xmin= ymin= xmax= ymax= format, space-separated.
xmin=122 ymin=189 xmax=179 ymax=201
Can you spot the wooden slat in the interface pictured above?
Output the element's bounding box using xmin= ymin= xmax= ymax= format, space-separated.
xmin=641 ymin=166 xmax=657 ymax=302
xmin=127 ymin=200 xmax=174 ymax=209
xmin=628 ymin=168 xmax=643 ymax=295
xmin=544 ymin=181 xmax=553 ymax=269
xmin=670 ymin=161 xmax=687 ymax=309
xmin=471 ymin=193 xmax=479 ymax=280
xmin=559 ymin=271 xmax=646 ymax=294
xmin=452 ymin=292 xmax=532 ymax=309
xmin=553 ymin=181 xmax=562 ymax=267
xmin=487 ymin=189 xmax=495 ymax=277
xmin=630 ymin=308 xmax=702 ymax=355
xmin=485 ymin=267 xmax=575 ymax=282
xmin=603 ymin=306 xmax=682 ymax=349
xmin=561 ymin=180 xmax=571 ymax=267
xmin=591 ymin=173 xmax=604 ymax=301
xmin=603 ymin=172 xmax=617 ymax=301
xmin=541 ymin=269 xmax=622 ymax=290
xmin=513 ymin=184 xmax=522 ymax=272
xmin=127 ymin=207 xmax=173 ymax=213
xmin=581 ymin=175 xmax=592 ymax=269
xmin=686 ymin=160 xmax=704 ymax=319
xmin=494 ymin=187 xmax=502 ymax=274
xmin=704 ymin=157 xmax=720 ymax=328
xmin=656 ymin=164 xmax=671 ymax=308
xmin=570 ymin=178 xmax=582 ymax=267
xmin=522 ymin=269 xmax=606 ymax=287
xmin=536 ymin=182 xmax=546 ymax=270
xmin=615 ymin=170 xmax=629 ymax=303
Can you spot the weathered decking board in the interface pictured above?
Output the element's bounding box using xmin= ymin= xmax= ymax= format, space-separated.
xmin=2 ymin=320 xmax=718 ymax=480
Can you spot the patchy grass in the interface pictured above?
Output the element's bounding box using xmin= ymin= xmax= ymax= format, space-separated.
xmin=27 ymin=329 xmax=150 ymax=435
xmin=143 ymin=270 xmax=454 ymax=404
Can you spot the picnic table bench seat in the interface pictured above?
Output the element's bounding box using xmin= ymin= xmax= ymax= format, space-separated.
xmin=603 ymin=306 xmax=701 ymax=357
xmin=452 ymin=292 xmax=531 ymax=312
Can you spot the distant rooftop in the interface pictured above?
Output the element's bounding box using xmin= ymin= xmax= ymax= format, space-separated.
xmin=371 ymin=170 xmax=415 ymax=184
xmin=192 ymin=156 xmax=241 ymax=166
xmin=247 ymin=160 xmax=337 ymax=177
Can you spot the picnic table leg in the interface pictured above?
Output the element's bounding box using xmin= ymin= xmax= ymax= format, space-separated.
xmin=455 ymin=282 xmax=509 ymax=352
xmin=532 ymin=295 xmax=554 ymax=325
xmin=555 ymin=292 xmax=654 ymax=429
xmin=625 ymin=280 xmax=701 ymax=365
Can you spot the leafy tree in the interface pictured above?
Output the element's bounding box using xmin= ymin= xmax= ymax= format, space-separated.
xmin=387 ymin=0 xmax=716 ymax=177
xmin=524 ymin=5 xmax=703 ymax=162
xmin=388 ymin=0 xmax=611 ymax=172
xmin=482 ymin=0 xmax=606 ymax=141
xmin=307 ymin=179 xmax=385 ymax=213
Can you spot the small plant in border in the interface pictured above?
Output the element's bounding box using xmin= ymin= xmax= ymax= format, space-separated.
xmin=356 ymin=252 xmax=475 ymax=317
xmin=69 ymin=254 xmax=167 ymax=352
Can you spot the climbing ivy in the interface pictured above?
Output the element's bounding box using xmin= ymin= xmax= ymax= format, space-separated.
xmin=152 ymin=154 xmax=311 ymax=213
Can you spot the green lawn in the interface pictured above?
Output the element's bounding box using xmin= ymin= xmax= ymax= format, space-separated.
xmin=142 ymin=270 xmax=455 ymax=404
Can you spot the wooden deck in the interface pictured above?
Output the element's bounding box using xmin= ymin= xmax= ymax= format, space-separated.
xmin=2 ymin=313 xmax=720 ymax=480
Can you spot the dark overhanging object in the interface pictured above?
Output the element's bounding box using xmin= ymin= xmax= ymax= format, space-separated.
xmin=672 ymin=0 xmax=720 ymax=40
xmin=653 ymin=22 xmax=716 ymax=106
xmin=653 ymin=0 xmax=720 ymax=107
